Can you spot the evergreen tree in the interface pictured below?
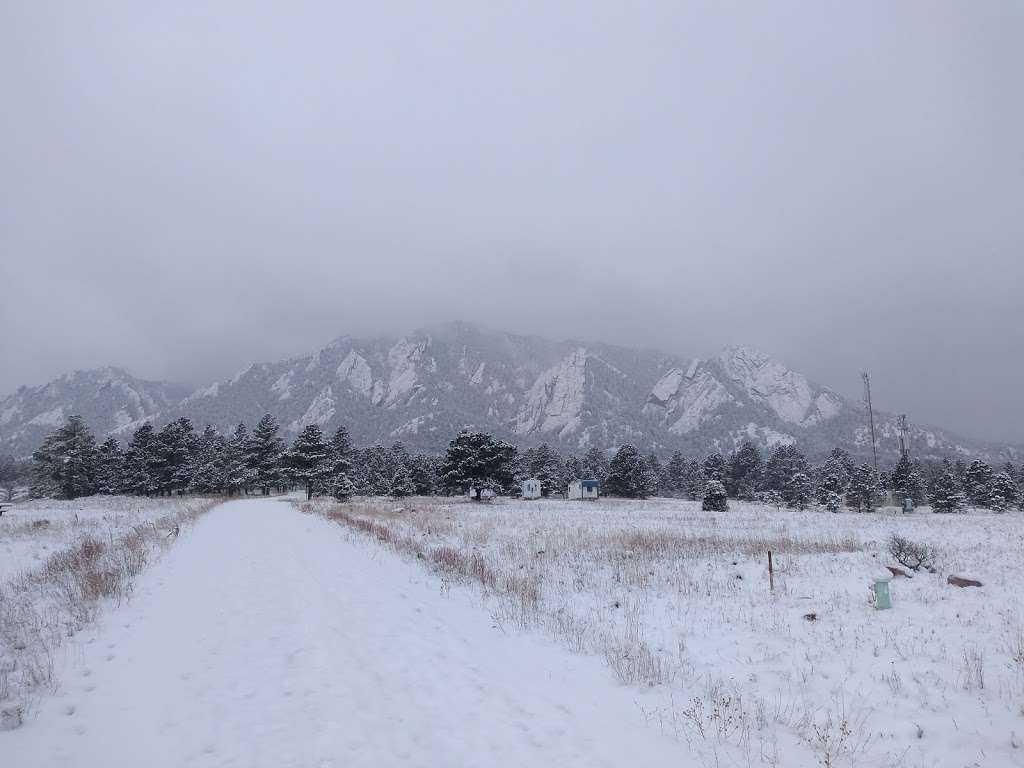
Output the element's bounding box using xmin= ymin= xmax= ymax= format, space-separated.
xmin=152 ymin=418 xmax=198 ymax=495
xmin=726 ymin=441 xmax=761 ymax=498
xmin=963 ymin=460 xmax=995 ymax=508
xmin=440 ymin=431 xmax=517 ymax=498
xmin=287 ymin=424 xmax=332 ymax=500
xmin=890 ymin=454 xmax=925 ymax=508
xmin=763 ymin=445 xmax=809 ymax=492
xmin=786 ymin=472 xmax=813 ymax=510
xmin=409 ymin=454 xmax=442 ymax=495
xmin=683 ymin=458 xmax=705 ymax=500
xmin=605 ymin=444 xmax=652 ymax=498
xmin=702 ymin=452 xmax=726 ymax=484
xmin=31 ymin=415 xmax=98 ymax=499
xmin=663 ymin=451 xmax=687 ymax=497
xmin=848 ymin=463 xmax=878 ymax=512
xmin=530 ymin=443 xmax=565 ymax=497
xmin=248 ymin=414 xmax=285 ymax=495
xmin=815 ymin=453 xmax=850 ymax=512
xmin=357 ymin=445 xmax=393 ymax=495
xmin=388 ymin=461 xmax=416 ymax=497
xmin=94 ymin=437 xmax=125 ymax=495
xmin=645 ymin=452 xmax=665 ymax=496
xmin=929 ymin=466 xmax=966 ymax=513
xmin=563 ymin=455 xmax=584 ymax=483
xmin=224 ymin=423 xmax=256 ymax=495
xmin=123 ymin=423 xmax=159 ymax=496
xmin=581 ymin=447 xmax=609 ymax=484
xmin=990 ymin=472 xmax=1019 ymax=511
xmin=701 ymin=479 xmax=729 ymax=512
xmin=189 ymin=426 xmax=227 ymax=493
xmin=325 ymin=426 xmax=355 ymax=497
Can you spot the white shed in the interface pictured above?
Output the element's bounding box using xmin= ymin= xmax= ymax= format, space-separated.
xmin=467 ymin=486 xmax=496 ymax=502
xmin=568 ymin=479 xmax=600 ymax=501
xmin=521 ymin=478 xmax=542 ymax=499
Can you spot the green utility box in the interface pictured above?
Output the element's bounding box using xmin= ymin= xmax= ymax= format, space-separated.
xmin=873 ymin=578 xmax=892 ymax=610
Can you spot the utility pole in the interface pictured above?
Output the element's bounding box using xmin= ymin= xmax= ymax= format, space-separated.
xmin=862 ymin=372 xmax=878 ymax=474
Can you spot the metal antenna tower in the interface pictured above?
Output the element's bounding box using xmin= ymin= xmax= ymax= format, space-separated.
xmin=897 ymin=414 xmax=910 ymax=461
xmin=862 ymin=372 xmax=878 ymax=473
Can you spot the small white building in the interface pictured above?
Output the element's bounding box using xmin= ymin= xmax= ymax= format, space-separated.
xmin=567 ymin=479 xmax=600 ymax=501
xmin=521 ymin=478 xmax=542 ymax=499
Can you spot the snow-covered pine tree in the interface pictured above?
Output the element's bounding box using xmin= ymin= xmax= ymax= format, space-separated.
xmin=530 ymin=443 xmax=565 ymax=497
xmin=963 ymin=460 xmax=995 ymax=509
xmin=785 ymin=472 xmax=813 ymax=510
xmin=325 ymin=426 xmax=355 ymax=499
xmin=605 ymin=444 xmax=651 ymax=498
xmin=929 ymin=466 xmax=966 ymax=513
xmin=123 ymin=423 xmax=159 ymax=496
xmin=409 ymin=453 xmax=442 ymax=495
xmin=814 ymin=454 xmax=849 ymax=512
xmin=847 ymin=463 xmax=878 ymax=512
xmin=389 ymin=461 xmax=416 ymax=497
xmin=990 ymin=471 xmax=1019 ymax=511
xmin=224 ymin=423 xmax=256 ymax=495
xmin=726 ymin=441 xmax=761 ymax=497
xmin=151 ymin=418 xmax=198 ymax=495
xmin=701 ymin=479 xmax=729 ymax=512
xmin=248 ymin=414 xmax=285 ymax=495
xmin=94 ymin=437 xmax=125 ymax=495
xmin=356 ymin=445 xmax=393 ymax=495
xmin=563 ymin=455 xmax=584 ymax=483
xmin=763 ymin=445 xmax=809 ymax=493
xmin=30 ymin=415 xmax=99 ymax=499
xmin=701 ymin=453 xmax=726 ymax=484
xmin=189 ymin=426 xmax=227 ymax=494
xmin=287 ymin=424 xmax=332 ymax=500
xmin=684 ymin=458 xmax=705 ymax=500
xmin=581 ymin=447 xmax=609 ymax=485
xmin=645 ymin=452 xmax=665 ymax=496
xmin=664 ymin=451 xmax=687 ymax=497
xmin=440 ymin=431 xmax=517 ymax=498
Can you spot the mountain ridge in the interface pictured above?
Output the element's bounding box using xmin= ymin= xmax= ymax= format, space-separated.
xmin=2 ymin=322 xmax=1019 ymax=464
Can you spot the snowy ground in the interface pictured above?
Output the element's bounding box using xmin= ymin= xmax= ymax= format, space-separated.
xmin=313 ymin=496 xmax=1024 ymax=768
xmin=5 ymin=498 xmax=688 ymax=767
xmin=0 ymin=495 xmax=217 ymax=720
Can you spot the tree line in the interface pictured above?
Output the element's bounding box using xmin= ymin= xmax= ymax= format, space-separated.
xmin=19 ymin=415 xmax=1024 ymax=514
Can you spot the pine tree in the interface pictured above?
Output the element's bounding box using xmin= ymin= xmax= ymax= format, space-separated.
xmin=763 ymin=445 xmax=809 ymax=492
xmin=94 ymin=437 xmax=125 ymax=495
xmin=815 ymin=453 xmax=850 ymax=512
xmin=664 ymin=451 xmax=687 ymax=497
xmin=123 ymin=423 xmax=159 ymax=496
xmin=963 ymin=460 xmax=995 ymax=508
xmin=990 ymin=472 xmax=1019 ymax=511
xmin=440 ymin=431 xmax=517 ymax=498
xmin=189 ymin=426 xmax=227 ymax=493
xmin=645 ymin=452 xmax=665 ymax=496
xmin=726 ymin=441 xmax=761 ymax=497
xmin=605 ymin=444 xmax=652 ymax=498
xmin=31 ymin=415 xmax=99 ymax=499
xmin=701 ymin=480 xmax=729 ymax=512
xmin=684 ymin=459 xmax=705 ymax=500
xmin=248 ymin=414 xmax=285 ymax=495
xmin=357 ymin=445 xmax=393 ymax=495
xmin=325 ymin=426 xmax=355 ymax=497
xmin=929 ymin=467 xmax=966 ymax=513
xmin=152 ymin=418 xmax=198 ymax=495
xmin=224 ymin=423 xmax=256 ymax=495
xmin=702 ymin=453 xmax=726 ymax=484
xmin=389 ymin=462 xmax=416 ymax=497
xmin=409 ymin=454 xmax=442 ymax=495
xmin=785 ymin=472 xmax=813 ymax=510
xmin=581 ymin=447 xmax=609 ymax=484
xmin=530 ymin=443 xmax=565 ymax=497
xmin=848 ymin=463 xmax=878 ymax=512
xmin=564 ymin=455 xmax=584 ymax=483
xmin=287 ymin=424 xmax=332 ymax=500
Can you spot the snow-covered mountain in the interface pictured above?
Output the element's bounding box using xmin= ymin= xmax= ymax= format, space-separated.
xmin=1 ymin=322 xmax=1018 ymax=463
xmin=0 ymin=367 xmax=190 ymax=457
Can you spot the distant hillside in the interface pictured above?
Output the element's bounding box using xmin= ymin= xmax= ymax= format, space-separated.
xmin=2 ymin=322 xmax=1019 ymax=464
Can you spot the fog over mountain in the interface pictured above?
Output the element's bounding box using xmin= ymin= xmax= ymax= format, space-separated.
xmin=1 ymin=3 xmax=1022 ymax=444
xmin=2 ymin=322 xmax=1019 ymax=464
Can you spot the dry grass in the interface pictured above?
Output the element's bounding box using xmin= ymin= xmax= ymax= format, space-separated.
xmin=0 ymin=497 xmax=218 ymax=721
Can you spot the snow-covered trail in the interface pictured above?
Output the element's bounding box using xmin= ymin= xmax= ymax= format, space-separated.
xmin=7 ymin=498 xmax=685 ymax=767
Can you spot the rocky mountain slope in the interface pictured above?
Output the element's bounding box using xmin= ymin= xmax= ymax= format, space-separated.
xmin=1 ymin=322 xmax=1018 ymax=463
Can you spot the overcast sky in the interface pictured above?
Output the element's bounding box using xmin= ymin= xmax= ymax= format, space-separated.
xmin=1 ymin=2 xmax=1022 ymax=443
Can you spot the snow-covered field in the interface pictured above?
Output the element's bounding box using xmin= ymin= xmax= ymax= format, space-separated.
xmin=316 ymin=496 xmax=1024 ymax=768
xmin=0 ymin=495 xmax=217 ymax=723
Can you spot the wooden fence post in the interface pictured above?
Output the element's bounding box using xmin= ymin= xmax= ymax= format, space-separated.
xmin=768 ymin=550 xmax=774 ymax=592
